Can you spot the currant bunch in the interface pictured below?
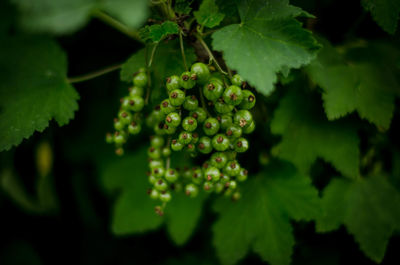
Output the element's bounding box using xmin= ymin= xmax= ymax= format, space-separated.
xmin=144 ymin=62 xmax=256 ymax=215
xmin=106 ymin=68 xmax=147 ymax=155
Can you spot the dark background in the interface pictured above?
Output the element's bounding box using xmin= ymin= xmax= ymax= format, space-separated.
xmin=1 ymin=0 xmax=399 ymax=264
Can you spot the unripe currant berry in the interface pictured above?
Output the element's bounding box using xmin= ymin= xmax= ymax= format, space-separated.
xmin=190 ymin=62 xmax=210 ymax=84
xmin=183 ymin=95 xmax=199 ymax=111
xmin=224 ymin=161 xmax=241 ymax=177
xmin=154 ymin=178 xmax=168 ymax=191
xmin=148 ymin=146 xmax=162 ymax=159
xmin=185 ymin=183 xmax=199 ymax=197
xmin=192 ymin=168 xmax=203 ymax=185
xmin=226 ymin=124 xmax=242 ymax=139
xmin=237 ymin=168 xmax=248 ymax=182
xmin=214 ymin=98 xmax=235 ymax=114
xmin=180 ymin=71 xmax=196 ymax=89
xmin=212 ymin=134 xmax=230 ymax=151
xmin=169 ymin=89 xmax=185 ymax=106
xmin=149 ymin=189 xmax=159 ymax=200
xmin=114 ymin=131 xmax=126 ymax=145
xmin=118 ymin=110 xmax=133 ymax=125
xmin=150 ymin=135 xmax=165 ymax=148
xmin=231 ymin=191 xmax=241 ymax=201
xmin=217 ymin=114 xmax=233 ymax=130
xmin=234 ymin=137 xmax=249 ymax=153
xmin=152 ymin=166 xmax=165 ymax=178
xmin=171 ymin=139 xmax=184 ymax=151
xmin=239 ymin=90 xmax=256 ymax=110
xmin=210 ymin=152 xmax=228 ymax=169
xmin=115 ymin=147 xmax=124 ymax=156
xmin=182 ymin=117 xmax=197 ymax=132
xmin=203 ymin=117 xmax=220 ymax=136
xmin=160 ymin=99 xmax=175 ymax=115
xmin=182 ymin=166 xmax=193 ymax=179
xmin=162 ymin=147 xmax=171 ymax=157
xmin=128 ymin=121 xmax=141 ymax=135
xmin=197 ymin=136 xmax=213 ymax=154
xmin=159 ymin=191 xmax=172 ymax=202
xmin=191 ymin=132 xmax=199 ymax=144
xmin=165 ymin=168 xmax=179 ymax=183
xmin=149 ymin=159 xmax=164 ymax=169
xmin=153 ymin=105 xmax=166 ymax=121
xmin=133 ymin=72 xmax=148 ymax=88
xmin=185 ymin=143 xmax=196 ymax=153
xmin=114 ymin=118 xmax=125 ymax=131
xmin=234 ymin=110 xmax=253 ymax=129
xmin=106 ymin=133 xmax=114 ymax=144
xmin=204 ymin=166 xmax=221 ymax=182
xmin=229 ymin=180 xmax=238 ymax=190
xmin=190 ymin=107 xmax=207 ymax=123
xmin=165 ymin=112 xmax=181 ymax=127
xmin=154 ymin=123 xmax=166 ymax=135
xmin=203 ymin=181 xmax=214 ymax=192
xmin=166 ymin=75 xmax=181 ymax=92
xmin=243 ymin=121 xmax=256 ymax=134
xmin=122 ymin=96 xmax=144 ymax=112
xmin=129 ymin=86 xmax=144 ymax=97
xmin=178 ymin=131 xmax=192 ymax=145
xmin=223 ymin=85 xmax=243 ymax=106
xmin=203 ymin=80 xmax=224 ymax=101
xmin=163 ymin=123 xmax=177 ymax=135
xmin=231 ymin=74 xmax=245 ymax=88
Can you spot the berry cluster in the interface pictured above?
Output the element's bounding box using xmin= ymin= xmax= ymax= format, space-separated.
xmin=106 ymin=68 xmax=148 ymax=155
xmin=144 ymin=62 xmax=256 ymax=215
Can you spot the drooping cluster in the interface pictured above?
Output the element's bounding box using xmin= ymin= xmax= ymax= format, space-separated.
xmin=144 ymin=62 xmax=256 ymax=214
xmin=106 ymin=68 xmax=147 ymax=155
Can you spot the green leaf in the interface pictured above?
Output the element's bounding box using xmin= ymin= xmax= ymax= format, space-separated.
xmin=194 ymin=0 xmax=225 ymax=28
xmin=11 ymin=0 xmax=148 ymax=34
xmin=175 ymin=0 xmax=193 ymax=15
xmin=140 ymin=21 xmax=179 ymax=43
xmin=317 ymin=176 xmax=400 ymax=262
xmin=101 ymin=148 xmax=206 ymax=245
xmin=0 ymin=36 xmax=79 ymax=151
xmin=361 ymin=0 xmax=400 ymax=34
xmin=212 ymin=0 xmax=320 ymax=95
xmin=307 ymin=40 xmax=399 ymax=130
xmin=213 ymin=162 xmax=321 ymax=265
xmin=271 ymin=90 xmax=360 ymax=178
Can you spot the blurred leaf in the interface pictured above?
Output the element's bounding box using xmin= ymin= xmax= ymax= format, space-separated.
xmin=0 ymin=36 xmax=79 ymax=151
xmin=361 ymin=0 xmax=400 ymax=34
xmin=194 ymin=0 xmax=225 ymax=28
xmin=307 ymin=39 xmax=399 ymax=129
xmin=140 ymin=21 xmax=179 ymax=43
xmin=271 ymin=90 xmax=360 ymax=179
xmin=174 ymin=0 xmax=193 ymax=15
xmin=101 ymin=148 xmax=206 ymax=245
xmin=213 ymin=161 xmax=321 ymax=265
xmin=317 ymin=175 xmax=400 ymax=263
xmin=212 ymin=0 xmax=320 ymax=95
xmin=11 ymin=0 xmax=148 ymax=34
xmin=0 ymin=241 xmax=42 ymax=265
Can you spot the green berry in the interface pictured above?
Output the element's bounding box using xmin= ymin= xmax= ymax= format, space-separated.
xmin=203 ymin=181 xmax=214 ymax=192
xmin=191 ymin=62 xmax=210 ymax=84
xmin=148 ymin=147 xmax=161 ymax=159
xmin=191 ymin=132 xmax=199 ymax=144
xmin=129 ymin=86 xmax=144 ymax=97
xmin=203 ymin=117 xmax=220 ymax=136
xmin=237 ymin=168 xmax=248 ymax=182
xmin=171 ymin=139 xmax=184 ymax=151
xmin=165 ymin=168 xmax=179 ymax=183
xmin=214 ymin=99 xmax=235 ymax=114
xmin=166 ymin=75 xmax=180 ymax=92
xmin=234 ymin=110 xmax=253 ymax=129
xmin=118 ymin=110 xmax=132 ymax=124
xmin=232 ymin=191 xmax=241 ymax=201
xmin=165 ymin=112 xmax=181 ymax=127
xmin=185 ymin=184 xmax=199 ymax=197
xmin=122 ymin=96 xmax=144 ymax=112
xmin=239 ymin=90 xmax=256 ymax=110
xmin=149 ymin=189 xmax=159 ymax=200
xmin=204 ymin=167 xmax=221 ymax=182
xmin=210 ymin=152 xmax=228 ymax=169
xmin=114 ymin=132 xmax=126 ymax=145
xmin=215 ymin=182 xmax=225 ymax=194
xmin=180 ymin=71 xmax=196 ymax=89
xmin=223 ymin=85 xmax=243 ymax=106
xmin=234 ymin=137 xmax=249 ymax=153
xmin=169 ymin=89 xmax=185 ymax=106
xmin=197 ymin=136 xmax=213 ymax=154
xmin=149 ymin=159 xmax=164 ymax=169
xmin=192 ymin=168 xmax=203 ymax=184
xmin=154 ymin=178 xmax=168 ymax=191
xmin=212 ymin=134 xmax=230 ymax=151
xmin=182 ymin=167 xmax=193 ymax=179
xmin=106 ymin=133 xmax=114 ymax=144
xmin=226 ymin=124 xmax=242 ymax=139
xmin=231 ymin=74 xmax=245 ymax=87
xmin=178 ymin=131 xmax=192 ymax=145
xmin=243 ymin=121 xmax=256 ymax=134
xmin=185 ymin=143 xmax=196 ymax=153
xmin=217 ymin=114 xmax=233 ymax=130
xmin=115 ymin=147 xmax=124 ymax=156
xmin=150 ymin=135 xmax=165 ymax=148
xmin=133 ymin=72 xmax=148 ymax=88
xmin=159 ymin=191 xmax=172 ymax=202
xmin=203 ymin=80 xmax=224 ymax=101
xmin=114 ymin=118 xmax=125 ymax=131
xmin=224 ymin=161 xmax=241 ymax=177
xmin=154 ymin=123 xmax=165 ymax=135
xmin=163 ymin=124 xmax=177 ymax=135
xmin=182 ymin=117 xmax=197 ymax=132
xmin=229 ymin=180 xmax=238 ymax=190
xmin=209 ymin=76 xmax=224 ymax=85
xmin=190 ymin=107 xmax=207 ymax=123
xmin=183 ymin=95 xmax=199 ymax=111
xmin=128 ymin=121 xmax=141 ymax=134
xmin=152 ymin=166 xmax=165 ymax=178
xmin=162 ymin=147 xmax=171 ymax=157
xmin=160 ymin=99 xmax=175 ymax=115
xmin=220 ymin=173 xmax=230 ymax=184
xmin=153 ymin=105 xmax=166 ymax=121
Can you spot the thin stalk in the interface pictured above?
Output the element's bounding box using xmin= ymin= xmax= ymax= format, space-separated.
xmin=194 ymin=33 xmax=227 ymax=75
xmin=199 ymin=86 xmax=211 ymax=117
xmin=179 ymin=31 xmax=189 ymax=71
xmin=68 ymin=64 xmax=122 ymax=84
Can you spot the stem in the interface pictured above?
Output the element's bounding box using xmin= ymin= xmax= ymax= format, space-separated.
xmin=68 ymin=64 xmax=122 ymax=84
xmin=179 ymin=31 xmax=189 ymax=71
xmin=92 ymin=10 xmax=142 ymax=42
xmin=199 ymin=87 xmax=211 ymax=117
xmin=194 ymin=33 xmax=227 ymax=75
xmin=148 ymin=42 xmax=159 ymax=68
